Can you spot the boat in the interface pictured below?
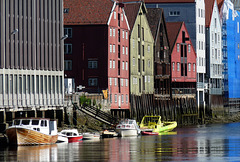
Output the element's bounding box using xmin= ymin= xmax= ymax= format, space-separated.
xmin=6 ymin=118 xmax=58 ymax=145
xmin=101 ymin=129 xmax=119 ymax=138
xmin=59 ymin=129 xmax=83 ymax=142
xmin=82 ymin=132 xmax=100 ymax=140
xmin=116 ymin=119 xmax=141 ymax=137
xmin=139 ymin=115 xmax=177 ymax=135
xmin=57 ymin=132 xmax=68 ymax=143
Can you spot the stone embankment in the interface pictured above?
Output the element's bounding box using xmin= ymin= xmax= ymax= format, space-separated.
xmin=205 ymin=112 xmax=240 ymax=124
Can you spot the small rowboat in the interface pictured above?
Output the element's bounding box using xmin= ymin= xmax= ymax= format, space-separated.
xmin=59 ymin=129 xmax=83 ymax=143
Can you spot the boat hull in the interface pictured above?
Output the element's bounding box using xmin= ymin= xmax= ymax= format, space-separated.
xmin=6 ymin=127 xmax=58 ymax=145
xmin=116 ymin=129 xmax=138 ymax=137
xmin=68 ymin=136 xmax=83 ymax=143
xmin=141 ymin=131 xmax=159 ymax=135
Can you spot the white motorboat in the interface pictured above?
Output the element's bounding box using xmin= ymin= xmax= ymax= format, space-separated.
xmin=57 ymin=132 xmax=68 ymax=143
xmin=83 ymin=132 xmax=100 ymax=140
xmin=116 ymin=119 xmax=141 ymax=137
xmin=59 ymin=129 xmax=83 ymax=143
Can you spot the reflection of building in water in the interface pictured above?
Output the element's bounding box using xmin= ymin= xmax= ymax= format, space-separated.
xmin=17 ymin=145 xmax=57 ymax=162
xmin=108 ymin=138 xmax=131 ymax=161
xmin=197 ymin=138 xmax=225 ymax=157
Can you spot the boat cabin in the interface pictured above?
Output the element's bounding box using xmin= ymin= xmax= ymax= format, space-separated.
xmin=11 ymin=118 xmax=57 ymax=135
xmin=60 ymin=129 xmax=79 ymax=137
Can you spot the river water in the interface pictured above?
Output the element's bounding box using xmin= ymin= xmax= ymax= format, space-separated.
xmin=1 ymin=123 xmax=240 ymax=162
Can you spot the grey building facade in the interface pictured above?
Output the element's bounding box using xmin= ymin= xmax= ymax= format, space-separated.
xmin=0 ymin=0 xmax=64 ymax=115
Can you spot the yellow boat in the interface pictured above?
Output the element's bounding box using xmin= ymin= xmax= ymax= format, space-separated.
xmin=139 ymin=115 xmax=177 ymax=135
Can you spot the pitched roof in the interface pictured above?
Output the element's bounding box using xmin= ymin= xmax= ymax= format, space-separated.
xmin=146 ymin=8 xmax=163 ymax=41
xmin=123 ymin=3 xmax=141 ymax=31
xmin=205 ymin=0 xmax=215 ymax=27
xmin=144 ymin=0 xmax=195 ymax=3
xmin=217 ymin=0 xmax=224 ymax=12
xmin=64 ymin=0 xmax=114 ymax=25
xmin=166 ymin=22 xmax=183 ymax=51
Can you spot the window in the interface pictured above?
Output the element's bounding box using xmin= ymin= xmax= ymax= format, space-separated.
xmin=193 ymin=63 xmax=196 ymax=71
xmin=115 ymin=78 xmax=117 ymax=86
xmin=148 ymin=60 xmax=150 ymax=68
xmin=169 ymin=11 xmax=180 ymax=16
xmin=64 ymin=60 xmax=72 ymax=71
xmin=121 ymin=13 xmax=123 ymax=21
xmin=126 ymin=62 xmax=128 ymax=70
xmin=110 ymin=60 xmax=112 ymax=68
xmin=177 ymin=62 xmax=180 ymax=71
xmin=122 ymin=30 xmax=124 ymax=39
xmin=110 ymin=94 xmax=112 ymax=103
xmin=148 ymin=45 xmax=150 ymax=53
xmin=115 ymin=94 xmax=117 ymax=103
xmin=122 ymin=61 xmax=124 ymax=70
xmin=188 ymin=63 xmax=191 ymax=71
xmin=188 ymin=44 xmax=191 ymax=53
xmin=88 ymin=78 xmax=98 ymax=86
xmin=110 ymin=28 xmax=112 ymax=36
xmin=110 ymin=44 xmax=112 ymax=53
xmin=126 ymin=31 xmax=128 ymax=39
xmin=142 ymin=60 xmax=145 ymax=72
xmin=138 ymin=59 xmax=140 ymax=72
xmin=125 ymin=79 xmax=128 ymax=87
xmin=121 ymin=94 xmax=124 ymax=103
xmin=142 ymin=45 xmax=144 ymax=56
xmin=121 ymin=79 xmax=123 ymax=87
xmin=177 ymin=44 xmax=180 ymax=52
xmin=238 ymin=22 xmax=239 ymax=33
xmin=64 ymin=28 xmax=72 ymax=38
xmin=113 ymin=44 xmax=115 ymax=53
xmin=215 ymin=18 xmax=217 ymax=28
xmin=113 ymin=60 xmax=115 ymax=68
xmin=148 ymin=76 xmax=150 ymax=83
xmin=64 ymin=8 xmax=69 ymax=13
xmin=212 ymin=48 xmax=214 ymax=58
xmin=64 ymin=44 xmax=72 ymax=54
xmin=113 ymin=28 xmax=115 ymax=37
xmin=133 ymin=58 xmax=135 ymax=66
xmin=198 ymin=8 xmax=200 ymax=17
xmin=126 ymin=47 xmax=128 ymax=55
xmin=173 ymin=62 xmax=175 ymax=71
xmin=88 ymin=60 xmax=98 ymax=69
xmin=133 ymin=39 xmax=135 ymax=48
xmin=114 ymin=11 xmax=116 ymax=19
xmin=126 ymin=95 xmax=128 ymax=103
xmin=122 ymin=46 xmax=125 ymax=54
xmin=109 ymin=78 xmax=112 ymax=86
xmin=215 ymin=33 xmax=217 ymax=44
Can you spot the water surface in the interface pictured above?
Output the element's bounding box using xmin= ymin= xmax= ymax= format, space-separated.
xmin=1 ymin=123 xmax=240 ymax=162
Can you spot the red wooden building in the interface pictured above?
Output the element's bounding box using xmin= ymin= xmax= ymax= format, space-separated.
xmin=166 ymin=22 xmax=196 ymax=98
xmin=64 ymin=0 xmax=130 ymax=112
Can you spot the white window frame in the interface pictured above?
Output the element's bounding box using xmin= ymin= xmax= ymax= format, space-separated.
xmin=110 ymin=28 xmax=112 ymax=36
xmin=121 ymin=79 xmax=123 ymax=87
xmin=126 ymin=95 xmax=128 ymax=103
xmin=110 ymin=44 xmax=112 ymax=53
xmin=126 ymin=47 xmax=128 ymax=55
xmin=193 ymin=63 xmax=196 ymax=71
xmin=110 ymin=60 xmax=112 ymax=68
xmin=177 ymin=62 xmax=180 ymax=71
xmin=115 ymin=78 xmax=117 ymax=86
xmin=173 ymin=62 xmax=175 ymax=71
xmin=115 ymin=94 xmax=117 ymax=103
xmin=109 ymin=78 xmax=112 ymax=86
xmin=126 ymin=62 xmax=128 ymax=70
xmin=122 ymin=46 xmax=125 ymax=54
xmin=188 ymin=44 xmax=191 ymax=53
xmin=126 ymin=31 xmax=128 ymax=39
xmin=133 ymin=58 xmax=135 ymax=66
xmin=114 ymin=11 xmax=116 ymax=19
xmin=113 ymin=60 xmax=115 ymax=68
xmin=113 ymin=28 xmax=115 ymax=37
xmin=122 ymin=61 xmax=124 ymax=70
xmin=188 ymin=63 xmax=191 ymax=71
xmin=177 ymin=44 xmax=180 ymax=52
xmin=121 ymin=94 xmax=124 ymax=103
xmin=122 ymin=30 xmax=124 ymax=39
xmin=121 ymin=13 xmax=123 ymax=21
xmin=113 ymin=44 xmax=115 ymax=53
xmin=125 ymin=79 xmax=128 ymax=87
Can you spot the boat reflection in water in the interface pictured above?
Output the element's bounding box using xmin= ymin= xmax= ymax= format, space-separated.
xmin=16 ymin=144 xmax=58 ymax=162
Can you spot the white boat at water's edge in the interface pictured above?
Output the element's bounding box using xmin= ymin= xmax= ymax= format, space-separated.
xmin=116 ymin=119 xmax=141 ymax=137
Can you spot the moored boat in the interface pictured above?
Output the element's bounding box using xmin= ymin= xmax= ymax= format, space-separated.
xmin=82 ymin=132 xmax=100 ymax=140
xmin=139 ymin=115 xmax=177 ymax=135
xmin=6 ymin=118 xmax=58 ymax=145
xmin=57 ymin=132 xmax=68 ymax=143
xmin=116 ymin=119 xmax=141 ymax=137
xmin=59 ymin=129 xmax=83 ymax=142
xmin=101 ymin=130 xmax=118 ymax=138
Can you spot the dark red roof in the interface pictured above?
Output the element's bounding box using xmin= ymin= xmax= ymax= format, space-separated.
xmin=144 ymin=0 xmax=195 ymax=3
xmin=166 ymin=22 xmax=183 ymax=51
xmin=146 ymin=8 xmax=163 ymax=41
xmin=124 ymin=3 xmax=141 ymax=31
xmin=217 ymin=0 xmax=224 ymax=12
xmin=205 ymin=0 xmax=215 ymax=27
xmin=64 ymin=0 xmax=114 ymax=25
